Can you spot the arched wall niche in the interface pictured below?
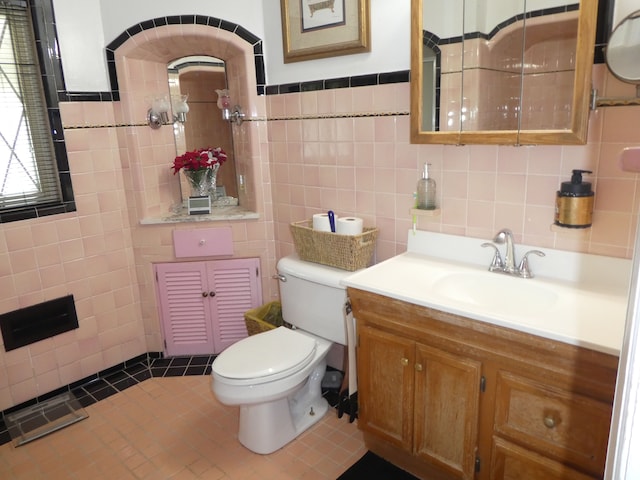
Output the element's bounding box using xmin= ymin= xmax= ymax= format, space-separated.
xmin=106 ymin=20 xmax=276 ymax=355
xmin=110 ymin=21 xmax=266 ymax=217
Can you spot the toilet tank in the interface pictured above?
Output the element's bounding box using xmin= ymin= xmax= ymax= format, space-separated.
xmin=277 ymin=255 xmax=351 ymax=345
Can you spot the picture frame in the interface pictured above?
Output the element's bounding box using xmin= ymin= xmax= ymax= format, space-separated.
xmin=280 ymin=0 xmax=370 ymax=63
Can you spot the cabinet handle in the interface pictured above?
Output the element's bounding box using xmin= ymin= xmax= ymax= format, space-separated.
xmin=209 ymin=291 xmax=216 ymax=297
xmin=401 ymin=358 xmax=409 ymax=366
xmin=415 ymin=363 xmax=423 ymax=372
xmin=202 ymin=292 xmax=208 ymax=297
xmin=543 ymin=416 xmax=556 ymax=429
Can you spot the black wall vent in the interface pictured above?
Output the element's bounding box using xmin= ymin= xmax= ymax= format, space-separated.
xmin=0 ymin=295 xmax=79 ymax=352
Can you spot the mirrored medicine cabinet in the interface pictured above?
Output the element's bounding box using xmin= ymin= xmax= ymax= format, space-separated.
xmin=410 ymin=0 xmax=599 ymax=145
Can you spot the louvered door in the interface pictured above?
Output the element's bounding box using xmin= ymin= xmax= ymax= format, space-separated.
xmin=155 ymin=258 xmax=262 ymax=356
xmin=155 ymin=262 xmax=215 ymax=356
xmin=207 ymin=258 xmax=262 ymax=352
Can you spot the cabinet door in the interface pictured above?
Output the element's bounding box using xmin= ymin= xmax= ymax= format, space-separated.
xmin=413 ymin=343 xmax=481 ymax=480
xmin=357 ymin=325 xmax=415 ymax=451
xmin=155 ymin=262 xmax=215 ymax=356
xmin=207 ymin=258 xmax=262 ymax=352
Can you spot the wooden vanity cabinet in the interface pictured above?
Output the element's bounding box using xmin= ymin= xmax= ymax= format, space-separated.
xmin=348 ymin=288 xmax=618 ymax=480
xmin=359 ymin=325 xmax=481 ymax=479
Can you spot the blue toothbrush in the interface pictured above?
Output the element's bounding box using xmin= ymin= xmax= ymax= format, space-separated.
xmin=328 ymin=210 xmax=336 ymax=232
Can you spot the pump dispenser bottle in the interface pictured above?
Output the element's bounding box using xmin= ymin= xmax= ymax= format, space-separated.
xmin=416 ymin=163 xmax=436 ymax=210
xmin=554 ymin=169 xmax=594 ymax=228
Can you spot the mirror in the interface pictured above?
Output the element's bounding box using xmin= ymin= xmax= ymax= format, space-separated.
xmin=168 ymin=56 xmax=238 ymax=203
xmin=411 ymin=0 xmax=598 ymax=145
xmin=606 ymin=10 xmax=640 ymax=90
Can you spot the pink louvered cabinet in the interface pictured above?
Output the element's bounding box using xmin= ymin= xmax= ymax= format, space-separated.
xmin=154 ymin=258 xmax=262 ymax=356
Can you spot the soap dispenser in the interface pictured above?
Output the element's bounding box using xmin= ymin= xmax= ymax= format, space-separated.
xmin=416 ymin=163 xmax=436 ymax=210
xmin=554 ymin=169 xmax=594 ymax=228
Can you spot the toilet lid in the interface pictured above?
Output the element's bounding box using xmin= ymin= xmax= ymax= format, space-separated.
xmin=213 ymin=327 xmax=317 ymax=380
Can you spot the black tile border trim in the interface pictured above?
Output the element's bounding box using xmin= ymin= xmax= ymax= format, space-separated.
xmin=56 ymin=1 xmax=614 ymax=106
xmin=0 ymin=352 xmax=217 ymax=446
xmin=265 ymin=70 xmax=410 ymax=96
xmin=59 ymin=15 xmax=265 ymax=103
xmin=0 ymin=351 xmax=347 ymax=447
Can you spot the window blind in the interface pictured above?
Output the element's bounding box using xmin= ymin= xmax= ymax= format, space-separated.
xmin=0 ymin=0 xmax=61 ymax=210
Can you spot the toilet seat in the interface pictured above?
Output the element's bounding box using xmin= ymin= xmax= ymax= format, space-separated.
xmin=212 ymin=327 xmax=317 ymax=385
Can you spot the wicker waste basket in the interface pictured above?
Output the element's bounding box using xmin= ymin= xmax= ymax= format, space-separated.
xmin=290 ymin=220 xmax=378 ymax=271
xmin=244 ymin=301 xmax=284 ymax=336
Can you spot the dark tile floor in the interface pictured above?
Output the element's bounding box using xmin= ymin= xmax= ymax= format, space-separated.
xmin=0 ymin=353 xmax=345 ymax=447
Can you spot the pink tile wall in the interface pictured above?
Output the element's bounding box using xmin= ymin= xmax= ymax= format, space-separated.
xmin=0 ymin=19 xmax=639 ymax=413
xmin=0 ymin=24 xmax=276 ymax=411
xmin=269 ymin=64 xmax=640 ymax=266
xmin=0 ymin=102 xmax=146 ymax=410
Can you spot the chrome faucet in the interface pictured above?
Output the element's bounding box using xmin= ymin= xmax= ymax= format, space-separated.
xmin=493 ymin=228 xmax=517 ymax=274
xmin=481 ymin=228 xmax=545 ymax=278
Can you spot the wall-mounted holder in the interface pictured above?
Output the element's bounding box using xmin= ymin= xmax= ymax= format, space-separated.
xmin=410 ymin=207 xmax=441 ymax=234
xmin=147 ymin=108 xmax=169 ymax=129
xmin=147 ymin=93 xmax=189 ymax=129
xmin=221 ymin=105 xmax=246 ymax=126
xmin=592 ymin=9 xmax=640 ymax=108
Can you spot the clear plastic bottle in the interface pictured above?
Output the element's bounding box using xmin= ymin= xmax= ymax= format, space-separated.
xmin=416 ymin=163 xmax=436 ymax=210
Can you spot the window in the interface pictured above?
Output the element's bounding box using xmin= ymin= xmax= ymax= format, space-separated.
xmin=0 ymin=0 xmax=73 ymax=222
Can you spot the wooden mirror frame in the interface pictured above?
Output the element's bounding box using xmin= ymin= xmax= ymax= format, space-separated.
xmin=410 ymin=0 xmax=598 ymax=145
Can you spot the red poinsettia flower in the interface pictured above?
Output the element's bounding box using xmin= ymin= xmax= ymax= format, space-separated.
xmin=172 ymin=147 xmax=227 ymax=174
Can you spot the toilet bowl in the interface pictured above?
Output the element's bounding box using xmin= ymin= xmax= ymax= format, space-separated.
xmin=212 ymin=327 xmax=332 ymax=454
xmin=211 ymin=255 xmax=351 ymax=454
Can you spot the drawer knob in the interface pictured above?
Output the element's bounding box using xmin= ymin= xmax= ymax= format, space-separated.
xmin=199 ymin=239 xmax=206 ymax=245
xmin=401 ymin=358 xmax=409 ymax=366
xmin=543 ymin=416 xmax=556 ymax=429
xmin=415 ymin=363 xmax=423 ymax=372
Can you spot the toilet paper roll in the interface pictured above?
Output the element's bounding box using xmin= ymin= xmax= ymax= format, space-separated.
xmin=336 ymin=217 xmax=363 ymax=235
xmin=312 ymin=213 xmax=333 ymax=232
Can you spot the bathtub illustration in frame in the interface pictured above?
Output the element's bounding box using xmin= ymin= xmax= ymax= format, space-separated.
xmin=280 ymin=0 xmax=370 ymax=63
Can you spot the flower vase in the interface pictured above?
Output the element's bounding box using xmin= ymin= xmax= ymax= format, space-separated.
xmin=208 ymin=163 xmax=220 ymax=200
xmin=183 ymin=168 xmax=213 ymax=197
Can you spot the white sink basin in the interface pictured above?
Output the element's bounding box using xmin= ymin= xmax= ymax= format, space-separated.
xmin=342 ymin=246 xmax=630 ymax=356
xmin=431 ymin=271 xmax=559 ymax=313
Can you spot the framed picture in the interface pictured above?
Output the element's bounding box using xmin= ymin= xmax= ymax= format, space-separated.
xmin=280 ymin=0 xmax=370 ymax=63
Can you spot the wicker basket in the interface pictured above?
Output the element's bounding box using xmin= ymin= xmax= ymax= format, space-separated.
xmin=290 ymin=220 xmax=378 ymax=271
xmin=244 ymin=301 xmax=283 ymax=336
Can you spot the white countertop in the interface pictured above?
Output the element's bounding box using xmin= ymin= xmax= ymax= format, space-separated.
xmin=342 ymin=230 xmax=632 ymax=356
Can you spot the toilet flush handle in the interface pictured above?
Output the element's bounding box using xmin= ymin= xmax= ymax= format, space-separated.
xmin=272 ymin=274 xmax=286 ymax=282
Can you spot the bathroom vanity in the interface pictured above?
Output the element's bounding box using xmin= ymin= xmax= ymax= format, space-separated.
xmin=343 ymin=230 xmax=629 ymax=480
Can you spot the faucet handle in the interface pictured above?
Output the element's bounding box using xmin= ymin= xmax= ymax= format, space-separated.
xmin=518 ymin=250 xmax=545 ymax=278
xmin=481 ymin=243 xmax=505 ymax=272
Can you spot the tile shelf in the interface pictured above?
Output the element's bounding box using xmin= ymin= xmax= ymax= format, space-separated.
xmin=140 ymin=206 xmax=259 ymax=225
xmin=410 ymin=208 xmax=441 ymax=217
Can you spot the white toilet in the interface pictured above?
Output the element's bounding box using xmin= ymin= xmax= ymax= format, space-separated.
xmin=211 ymin=255 xmax=350 ymax=454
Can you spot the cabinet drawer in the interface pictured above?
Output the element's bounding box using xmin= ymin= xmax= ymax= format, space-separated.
xmin=490 ymin=436 xmax=595 ymax=480
xmin=173 ymin=227 xmax=233 ymax=258
xmin=494 ymin=371 xmax=611 ymax=477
